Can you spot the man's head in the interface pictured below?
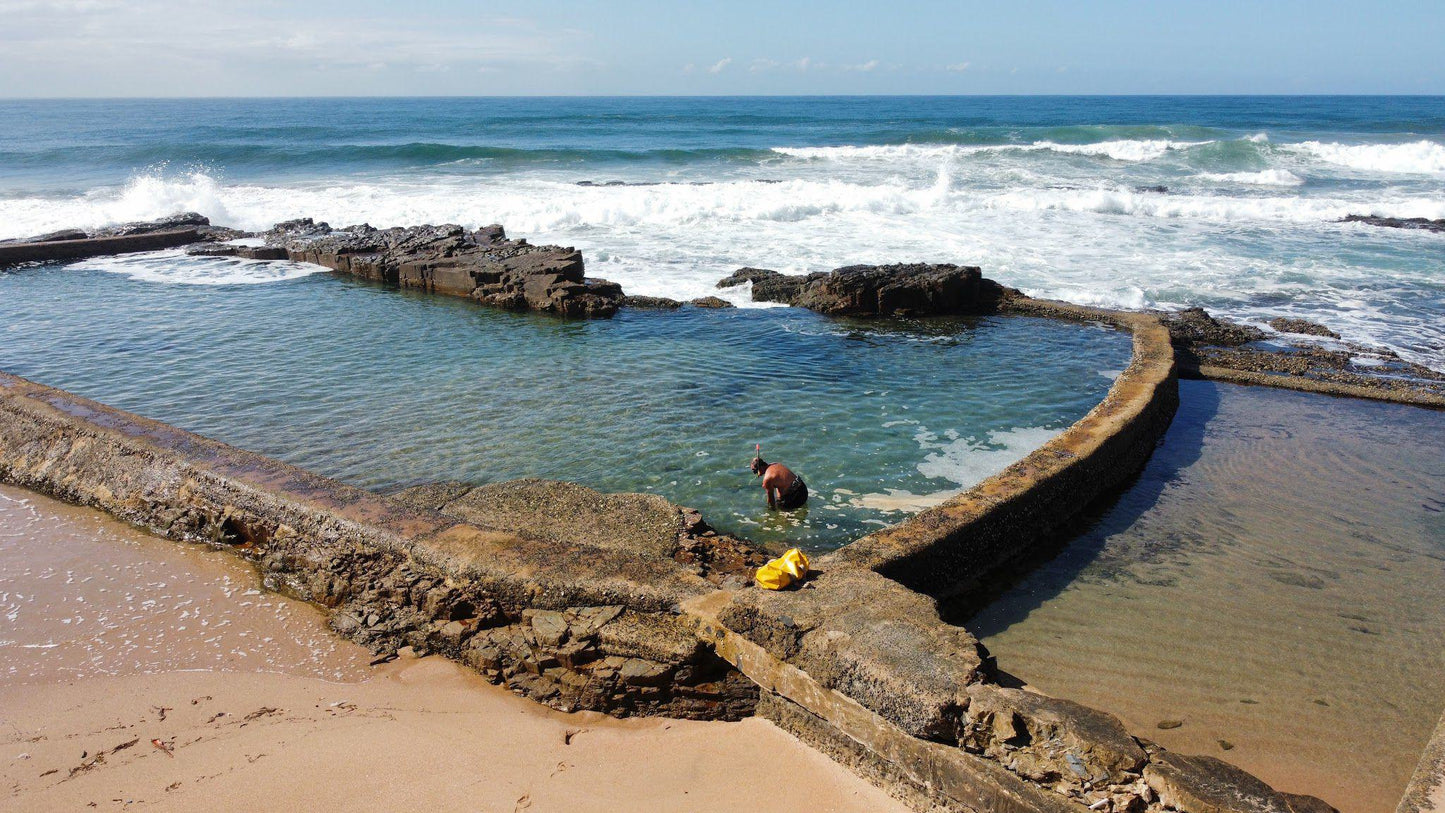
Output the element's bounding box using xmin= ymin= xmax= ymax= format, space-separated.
xmin=751 ymin=457 xmax=767 ymax=476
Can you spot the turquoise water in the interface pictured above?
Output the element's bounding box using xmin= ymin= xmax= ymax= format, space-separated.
xmin=1 ymin=97 xmax=1442 ymax=370
xmin=0 ymin=256 xmax=1129 ymax=549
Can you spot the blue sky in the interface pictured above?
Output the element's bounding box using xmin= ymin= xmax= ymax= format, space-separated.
xmin=2 ymin=0 xmax=1442 ymax=96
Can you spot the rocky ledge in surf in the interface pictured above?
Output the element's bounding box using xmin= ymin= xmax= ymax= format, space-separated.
xmin=4 ymin=211 xmax=244 ymax=245
xmin=201 ymin=218 xmax=626 ymax=318
xmin=717 ymin=263 xmax=1002 ymax=317
xmin=0 ymin=212 xmax=243 ymax=267
xmin=1340 ymin=214 xmax=1445 ymax=233
xmin=1163 ymin=306 xmax=1445 ymax=407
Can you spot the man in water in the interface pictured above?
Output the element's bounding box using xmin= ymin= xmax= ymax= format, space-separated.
xmin=752 ymin=455 xmax=808 ymax=510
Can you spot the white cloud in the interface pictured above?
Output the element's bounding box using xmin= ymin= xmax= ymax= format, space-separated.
xmin=0 ymin=0 xmax=596 ymax=94
xmin=946 ymin=62 xmax=971 ymax=72
xmin=843 ymin=59 xmax=879 ymax=72
xmin=749 ymin=57 xmax=815 ymax=73
xmin=707 ymin=57 xmax=732 ymax=74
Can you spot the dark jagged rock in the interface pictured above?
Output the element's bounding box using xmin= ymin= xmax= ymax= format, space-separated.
xmin=4 ymin=213 xmax=242 ymax=249
xmin=689 ymin=296 xmax=735 ymax=309
xmin=718 ymin=263 xmax=994 ymax=317
xmin=92 ymin=211 xmax=214 ymax=238
xmin=1341 ymin=214 xmax=1445 ymax=233
xmin=263 ymin=219 xmax=623 ymax=318
xmin=1267 ymin=317 xmax=1340 ymax=339
xmin=620 ymin=295 xmax=684 ymax=310
xmin=1163 ymin=307 xmax=1266 ymax=348
xmin=20 ymin=228 xmax=88 ymax=243
xmin=716 ymin=267 xmax=823 ymax=304
xmin=795 ymin=264 xmax=987 ymax=316
xmin=1136 ymin=185 xmax=1169 ymax=193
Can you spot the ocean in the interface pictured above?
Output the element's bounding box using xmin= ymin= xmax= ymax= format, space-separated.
xmin=2 ymin=95 xmax=1442 ymax=370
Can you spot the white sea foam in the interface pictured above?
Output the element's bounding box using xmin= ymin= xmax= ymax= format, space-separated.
xmin=74 ymin=250 xmax=324 ymax=286
xmin=1196 ymin=169 xmax=1305 ymax=187
xmin=914 ymin=425 xmax=1063 ymax=487
xmin=1293 ymin=140 xmax=1445 ymax=174
xmin=773 ymin=138 xmax=1209 ymax=163
xmin=1033 ymin=139 xmax=1208 ymax=162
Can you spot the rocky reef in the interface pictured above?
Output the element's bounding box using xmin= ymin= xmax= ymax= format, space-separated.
xmin=1163 ymin=307 xmax=1445 ymax=407
xmin=1340 ymin=214 xmax=1445 ymax=233
xmin=234 ymin=219 xmax=627 ymax=318
xmin=717 ymin=263 xmax=1001 ymax=316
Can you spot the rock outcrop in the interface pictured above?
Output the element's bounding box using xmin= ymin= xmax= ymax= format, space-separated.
xmin=247 ymin=219 xmax=625 ymax=318
xmin=717 ymin=263 xmax=997 ymax=317
xmin=1267 ymin=317 xmax=1340 ymax=339
xmin=1163 ymin=306 xmax=1445 ymax=406
xmin=1341 ymin=215 xmax=1445 ymax=233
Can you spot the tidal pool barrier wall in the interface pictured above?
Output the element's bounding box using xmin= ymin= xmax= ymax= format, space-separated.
xmin=0 ymin=229 xmax=202 ymax=266
xmin=0 ymin=292 xmax=1343 ymax=812
xmin=836 ymin=299 xmax=1178 ymax=605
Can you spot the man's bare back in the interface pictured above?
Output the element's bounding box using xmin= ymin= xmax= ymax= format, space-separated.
xmin=751 ymin=456 xmax=808 ymax=510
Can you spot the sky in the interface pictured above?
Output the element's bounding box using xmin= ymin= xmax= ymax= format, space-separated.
xmin=2 ymin=0 xmax=1443 ymax=97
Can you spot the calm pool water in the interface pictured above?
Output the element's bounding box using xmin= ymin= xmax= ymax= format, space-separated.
xmin=970 ymin=380 xmax=1445 ymax=812
xmin=0 ymin=253 xmax=1129 ymax=548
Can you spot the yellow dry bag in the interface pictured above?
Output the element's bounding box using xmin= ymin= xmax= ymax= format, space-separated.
xmin=755 ymin=547 xmax=810 ymax=590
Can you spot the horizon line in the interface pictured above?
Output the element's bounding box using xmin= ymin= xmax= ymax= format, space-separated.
xmin=4 ymin=92 xmax=1445 ymax=102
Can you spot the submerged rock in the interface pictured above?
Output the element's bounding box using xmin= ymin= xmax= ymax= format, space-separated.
xmin=620 ymin=295 xmax=684 ymax=310
xmin=263 ymin=219 xmax=624 ymax=318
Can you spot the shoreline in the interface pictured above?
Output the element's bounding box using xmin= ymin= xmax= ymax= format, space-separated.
xmin=0 ymin=484 xmax=904 ymax=813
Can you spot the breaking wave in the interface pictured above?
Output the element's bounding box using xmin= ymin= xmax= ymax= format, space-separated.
xmin=1291 ymin=140 xmax=1445 ymax=174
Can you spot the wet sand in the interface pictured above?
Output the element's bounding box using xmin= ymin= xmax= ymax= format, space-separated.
xmin=971 ymin=380 xmax=1445 ymax=813
xmin=0 ymin=485 xmax=905 ymax=812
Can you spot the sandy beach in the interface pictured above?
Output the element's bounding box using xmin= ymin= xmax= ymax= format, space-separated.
xmin=0 ymin=485 xmax=904 ymax=813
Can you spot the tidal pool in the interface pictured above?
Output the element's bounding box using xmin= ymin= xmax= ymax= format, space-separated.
xmin=0 ymin=253 xmax=1129 ymax=549
xmin=969 ymin=380 xmax=1445 ymax=813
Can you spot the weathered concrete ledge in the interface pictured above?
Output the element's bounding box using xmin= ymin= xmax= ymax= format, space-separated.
xmin=1398 ymin=709 xmax=1445 ymax=813
xmin=0 ymin=372 xmax=758 ymax=720
xmin=835 ymin=294 xmax=1178 ymax=605
xmin=0 ymin=228 xmax=203 ymax=267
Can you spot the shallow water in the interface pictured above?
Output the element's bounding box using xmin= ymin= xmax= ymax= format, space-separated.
xmin=0 ymin=257 xmax=1127 ymax=549
xmin=0 ymin=484 xmax=371 ymax=685
xmin=970 ymin=381 xmax=1445 ymax=813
